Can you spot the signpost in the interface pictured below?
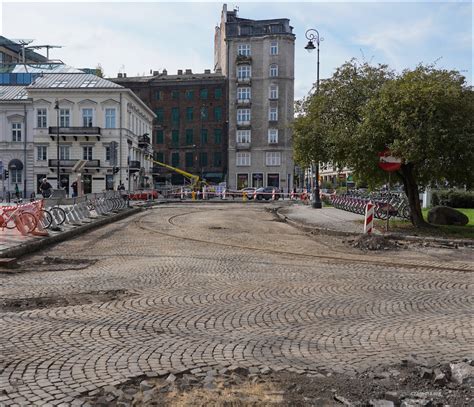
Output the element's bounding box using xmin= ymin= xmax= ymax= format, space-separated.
xmin=378 ymin=150 xmax=402 ymax=232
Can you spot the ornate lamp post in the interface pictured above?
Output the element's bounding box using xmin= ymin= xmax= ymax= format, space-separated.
xmin=305 ymin=28 xmax=323 ymax=209
xmin=54 ymin=100 xmax=60 ymax=189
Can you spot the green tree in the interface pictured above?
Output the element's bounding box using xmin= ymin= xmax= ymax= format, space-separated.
xmin=293 ymin=61 xmax=474 ymax=227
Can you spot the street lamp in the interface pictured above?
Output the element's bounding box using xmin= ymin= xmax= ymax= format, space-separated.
xmin=305 ymin=28 xmax=323 ymax=209
xmin=54 ymin=101 xmax=60 ymax=189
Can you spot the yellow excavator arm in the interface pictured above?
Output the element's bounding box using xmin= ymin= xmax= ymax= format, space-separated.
xmin=147 ymin=157 xmax=204 ymax=189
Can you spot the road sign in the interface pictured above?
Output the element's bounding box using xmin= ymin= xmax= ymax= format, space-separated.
xmin=378 ymin=150 xmax=402 ymax=172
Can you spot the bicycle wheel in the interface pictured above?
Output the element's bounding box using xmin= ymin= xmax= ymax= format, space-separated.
xmin=50 ymin=207 xmax=66 ymax=225
xmin=16 ymin=212 xmax=37 ymax=233
xmin=37 ymin=209 xmax=53 ymax=229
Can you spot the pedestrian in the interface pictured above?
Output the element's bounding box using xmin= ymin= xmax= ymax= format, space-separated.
xmin=14 ymin=183 xmax=20 ymax=199
xmin=39 ymin=178 xmax=53 ymax=198
xmin=71 ymin=181 xmax=78 ymax=198
xmin=118 ymin=182 xmax=125 ymax=191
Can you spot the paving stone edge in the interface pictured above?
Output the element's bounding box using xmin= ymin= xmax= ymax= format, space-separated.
xmin=0 ymin=207 xmax=143 ymax=259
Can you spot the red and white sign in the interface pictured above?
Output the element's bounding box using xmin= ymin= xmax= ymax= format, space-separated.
xmin=378 ymin=150 xmax=402 ymax=172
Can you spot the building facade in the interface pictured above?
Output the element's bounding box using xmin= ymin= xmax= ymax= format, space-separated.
xmin=0 ymin=72 xmax=155 ymax=197
xmin=112 ymin=69 xmax=228 ymax=186
xmin=214 ymin=5 xmax=295 ymax=191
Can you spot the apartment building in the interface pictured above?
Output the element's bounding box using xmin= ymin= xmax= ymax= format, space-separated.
xmin=0 ymin=72 xmax=155 ymax=197
xmin=214 ymin=5 xmax=295 ymax=191
xmin=112 ymin=69 xmax=227 ymax=185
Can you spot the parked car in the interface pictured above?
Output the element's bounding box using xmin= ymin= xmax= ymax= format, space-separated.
xmin=241 ymin=187 xmax=256 ymax=199
xmin=255 ymin=187 xmax=280 ymax=200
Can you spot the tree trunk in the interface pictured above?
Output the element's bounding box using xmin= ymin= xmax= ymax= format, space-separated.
xmin=400 ymin=163 xmax=429 ymax=228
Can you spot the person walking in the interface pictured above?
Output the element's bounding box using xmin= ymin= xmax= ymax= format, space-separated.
xmin=71 ymin=181 xmax=78 ymax=198
xmin=39 ymin=178 xmax=53 ymax=198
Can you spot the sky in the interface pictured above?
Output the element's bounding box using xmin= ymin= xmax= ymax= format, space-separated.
xmin=1 ymin=1 xmax=472 ymax=99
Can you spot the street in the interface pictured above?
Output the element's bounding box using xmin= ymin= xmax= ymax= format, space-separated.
xmin=0 ymin=203 xmax=472 ymax=405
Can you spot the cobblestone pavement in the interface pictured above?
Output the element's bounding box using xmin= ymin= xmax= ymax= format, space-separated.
xmin=0 ymin=203 xmax=472 ymax=405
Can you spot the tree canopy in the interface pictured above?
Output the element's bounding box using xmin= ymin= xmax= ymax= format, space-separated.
xmin=293 ymin=60 xmax=474 ymax=226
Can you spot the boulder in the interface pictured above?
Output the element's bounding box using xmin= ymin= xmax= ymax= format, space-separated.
xmin=427 ymin=206 xmax=469 ymax=226
xmin=449 ymin=362 xmax=474 ymax=385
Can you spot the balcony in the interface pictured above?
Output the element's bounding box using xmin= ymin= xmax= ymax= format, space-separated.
xmin=236 ymin=55 xmax=252 ymax=64
xmin=48 ymin=126 xmax=101 ymax=141
xmin=237 ymin=77 xmax=251 ymax=85
xmin=48 ymin=159 xmax=101 ymax=168
xmin=152 ymin=166 xmax=163 ymax=174
xmin=138 ymin=134 xmax=151 ymax=148
xmin=236 ymin=142 xmax=251 ymax=150
xmin=237 ymin=98 xmax=251 ymax=106
xmin=236 ymin=121 xmax=251 ymax=128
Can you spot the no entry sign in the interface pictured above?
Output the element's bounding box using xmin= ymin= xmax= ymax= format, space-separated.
xmin=378 ymin=150 xmax=401 ymax=172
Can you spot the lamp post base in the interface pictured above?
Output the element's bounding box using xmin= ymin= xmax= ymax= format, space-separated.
xmin=312 ymin=201 xmax=322 ymax=209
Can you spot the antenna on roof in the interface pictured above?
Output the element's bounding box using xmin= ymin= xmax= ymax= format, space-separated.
xmin=11 ymin=39 xmax=34 ymax=63
xmin=26 ymin=45 xmax=62 ymax=61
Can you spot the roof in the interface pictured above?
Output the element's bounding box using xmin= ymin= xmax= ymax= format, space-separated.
xmin=11 ymin=64 xmax=84 ymax=74
xmin=0 ymin=85 xmax=28 ymax=100
xmin=27 ymin=73 xmax=123 ymax=89
xmin=111 ymin=71 xmax=226 ymax=84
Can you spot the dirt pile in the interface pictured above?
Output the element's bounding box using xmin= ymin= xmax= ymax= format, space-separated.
xmin=82 ymin=358 xmax=473 ymax=406
xmin=345 ymin=235 xmax=405 ymax=251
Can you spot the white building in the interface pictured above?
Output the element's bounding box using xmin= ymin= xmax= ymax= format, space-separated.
xmin=0 ymin=72 xmax=155 ymax=197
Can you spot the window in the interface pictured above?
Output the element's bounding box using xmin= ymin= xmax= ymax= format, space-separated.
xmin=267 ymin=173 xmax=280 ymax=187
xmin=155 ymin=108 xmax=164 ymax=122
xmin=11 ymin=169 xmax=22 ymax=184
xmin=269 ymin=107 xmax=278 ymax=121
xmin=155 ymin=130 xmax=164 ymax=144
xmin=237 ymin=173 xmax=249 ymax=189
xmin=214 ymin=107 xmax=222 ymax=121
xmin=80 ymin=79 xmax=98 ymax=87
xmin=185 ymin=129 xmax=193 ymax=145
xmin=171 ymin=152 xmax=180 ymax=167
xmin=37 ymin=108 xmax=47 ymax=128
xmin=270 ymin=24 xmax=283 ymax=33
xmin=105 ymin=108 xmax=116 ymax=128
xmin=270 ymin=41 xmax=278 ymax=55
xmin=83 ymin=146 xmax=93 ymax=161
xmin=237 ymin=109 xmax=251 ymax=123
xmin=200 ymin=89 xmax=208 ymax=100
xmin=172 ymin=90 xmax=179 ymax=100
xmin=185 ymin=90 xmax=194 ymax=100
xmin=214 ymin=152 xmax=222 ymax=167
xmin=266 ymin=152 xmax=281 ymax=166
xmin=155 ymin=90 xmax=161 ymax=100
xmin=51 ymin=80 xmax=68 ymax=88
xmin=105 ymin=146 xmax=111 ymax=162
xmin=200 ymin=152 xmax=208 ymax=166
xmin=59 ymin=109 xmax=70 ymax=127
xmin=237 ymin=44 xmax=251 ymax=56
xmin=237 ymin=65 xmax=251 ymax=79
xmin=156 ymin=152 xmax=164 ymax=163
xmin=82 ymin=108 xmax=93 ymax=127
xmin=236 ymin=130 xmax=251 ymax=143
xmin=236 ymin=152 xmax=251 ymax=166
xmin=237 ymin=87 xmax=251 ymax=100
xmin=200 ymin=106 xmax=208 ymax=121
xmin=269 ymin=64 xmax=278 ymax=77
xmin=201 ymin=128 xmax=208 ymax=144
xmin=12 ymin=122 xmax=22 ymax=141
xmin=214 ymin=88 xmax=222 ymax=99
xmin=268 ymin=129 xmax=278 ymax=144
xmin=37 ymin=146 xmax=47 ymax=161
xmin=172 ymin=130 xmax=180 ymax=146
xmin=186 ymin=107 xmax=193 ymax=121
xmin=214 ymin=128 xmax=222 ymax=144
xmin=171 ymin=107 xmax=179 ymax=123
xmin=269 ymin=85 xmax=279 ymax=99
xmin=59 ymin=146 xmax=70 ymax=160
xmin=240 ymin=25 xmax=252 ymax=35
xmin=185 ymin=152 xmax=194 ymax=168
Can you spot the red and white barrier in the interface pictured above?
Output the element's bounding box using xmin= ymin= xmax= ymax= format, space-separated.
xmin=272 ymin=189 xmax=276 ymax=200
xmin=364 ymin=201 xmax=374 ymax=234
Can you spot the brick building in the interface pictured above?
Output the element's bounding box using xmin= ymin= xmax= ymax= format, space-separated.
xmin=112 ymin=69 xmax=227 ymax=185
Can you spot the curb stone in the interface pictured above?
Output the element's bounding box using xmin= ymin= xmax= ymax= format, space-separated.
xmin=0 ymin=207 xmax=143 ymax=260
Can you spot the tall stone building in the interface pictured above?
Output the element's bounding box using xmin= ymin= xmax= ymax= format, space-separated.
xmin=112 ymin=70 xmax=227 ymax=185
xmin=214 ymin=5 xmax=295 ymax=191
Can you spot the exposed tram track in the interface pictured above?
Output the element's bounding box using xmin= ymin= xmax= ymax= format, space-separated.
xmin=135 ymin=208 xmax=474 ymax=273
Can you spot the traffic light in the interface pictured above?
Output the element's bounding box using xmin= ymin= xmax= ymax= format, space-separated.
xmin=113 ymin=167 xmax=119 ymax=174
xmin=3 ymin=170 xmax=9 ymax=179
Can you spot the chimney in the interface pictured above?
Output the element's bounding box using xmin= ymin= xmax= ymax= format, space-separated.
xmin=118 ymin=73 xmax=123 ymax=78
xmin=162 ymin=69 xmax=167 ymax=75
xmin=185 ymin=69 xmax=192 ymax=74
xmin=123 ymin=73 xmax=127 ymax=78
xmin=204 ymin=69 xmax=211 ymax=74
xmin=153 ymin=70 xmax=159 ymax=76
xmin=177 ymin=69 xmax=183 ymax=75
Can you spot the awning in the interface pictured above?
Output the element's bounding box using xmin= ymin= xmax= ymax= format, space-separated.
xmin=8 ymin=159 xmax=23 ymax=170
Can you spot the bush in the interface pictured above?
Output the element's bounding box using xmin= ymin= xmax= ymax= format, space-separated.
xmin=432 ymin=190 xmax=474 ymax=208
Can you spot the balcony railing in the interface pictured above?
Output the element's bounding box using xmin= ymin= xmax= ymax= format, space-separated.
xmin=138 ymin=135 xmax=151 ymax=148
xmin=129 ymin=160 xmax=141 ymax=170
xmin=236 ymin=142 xmax=251 ymax=150
xmin=237 ymin=98 xmax=251 ymax=105
xmin=237 ymin=77 xmax=251 ymax=84
xmin=236 ymin=55 xmax=252 ymax=64
xmin=237 ymin=120 xmax=251 ymax=127
xmin=48 ymin=159 xmax=101 ymax=168
xmin=48 ymin=126 xmax=101 ymax=135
